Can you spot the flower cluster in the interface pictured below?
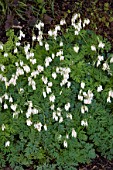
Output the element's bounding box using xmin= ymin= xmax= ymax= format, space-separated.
xmin=0 ymin=13 xmax=112 ymax=150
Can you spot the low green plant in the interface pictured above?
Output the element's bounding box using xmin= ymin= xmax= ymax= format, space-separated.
xmin=0 ymin=14 xmax=113 ymax=169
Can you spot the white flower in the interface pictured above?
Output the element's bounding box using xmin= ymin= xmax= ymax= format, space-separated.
xmin=81 ymin=120 xmax=88 ymax=126
xmin=45 ymin=57 xmax=52 ymax=67
xmin=91 ymin=45 xmax=96 ymax=51
xmin=60 ymin=56 xmax=64 ymax=60
xmin=81 ymin=82 xmax=85 ymax=89
xmin=16 ymin=42 xmax=21 ymax=46
xmin=74 ymin=29 xmax=79 ymax=34
xmin=1 ymin=124 xmax=5 ymax=131
xmin=60 ymin=19 xmax=66 ymax=25
xmin=4 ymin=93 xmax=8 ymax=100
xmin=84 ymin=98 xmax=92 ymax=104
xmin=59 ymin=117 xmax=63 ymax=123
xmin=102 ymin=62 xmax=109 ymax=71
xmin=30 ymin=59 xmax=36 ymax=65
xmin=97 ymin=85 xmax=103 ymax=92
xmin=26 ymin=107 xmax=32 ymax=118
xmin=32 ymin=108 xmax=38 ymax=114
xmin=26 ymin=119 xmax=32 ymax=126
xmin=4 ymin=103 xmax=8 ymax=109
xmin=14 ymin=48 xmax=18 ymax=53
xmin=98 ymin=55 xmax=104 ymax=61
xmin=37 ymin=65 xmax=44 ymax=73
xmin=73 ymin=46 xmax=79 ymax=53
xmin=55 ymin=25 xmax=60 ymax=31
xmin=4 ymin=53 xmax=8 ymax=57
xmin=45 ymin=42 xmax=49 ymax=51
xmin=50 ymin=104 xmax=55 ymax=110
xmin=98 ymin=42 xmax=105 ymax=48
xmin=66 ymin=134 xmax=69 ymax=139
xmin=48 ymin=82 xmax=52 ymax=87
xmin=43 ymin=91 xmax=46 ymax=98
xmin=32 ymin=35 xmax=36 ymax=41
xmin=34 ymin=122 xmax=42 ymax=132
xmin=16 ymin=67 xmax=24 ymax=76
xmin=56 ymin=50 xmax=63 ymax=56
xmin=110 ymin=57 xmax=113 ymax=63
xmin=83 ymin=18 xmax=90 ymax=26
xmin=5 ymin=141 xmax=10 ymax=147
xmin=0 ymin=97 xmax=2 ymax=103
xmin=46 ymin=86 xmax=51 ymax=94
xmin=44 ymin=124 xmax=47 ymax=131
xmin=66 ymin=113 xmax=72 ymax=120
xmin=48 ymin=29 xmax=53 ymax=36
xmin=18 ymin=30 xmax=25 ymax=40
xmin=72 ymin=128 xmax=77 ymax=138
xmin=109 ymin=90 xmax=113 ymax=98
xmin=35 ymin=21 xmax=44 ymax=30
xmin=28 ymin=101 xmax=33 ymax=107
xmin=107 ymin=96 xmax=111 ymax=103
xmin=53 ymin=111 xmax=58 ymax=121
xmin=67 ymin=81 xmax=71 ymax=88
xmin=30 ymin=52 xmax=34 ymax=57
xmin=49 ymin=94 xmax=55 ymax=102
xmin=0 ymin=43 xmax=3 ymax=50
xmin=24 ymin=44 xmax=30 ymax=54
xmin=64 ymin=140 xmax=68 ymax=148
xmin=81 ymin=105 xmax=88 ymax=113
xmin=64 ymin=102 xmax=70 ymax=111
xmin=60 ymin=41 xmax=63 ymax=46
xmin=0 ymin=65 xmax=5 ymax=71
xmin=52 ymin=72 xmax=57 ymax=79
xmin=78 ymin=95 xmax=83 ymax=101
xmin=23 ymin=65 xmax=30 ymax=73
xmin=96 ymin=60 xmax=101 ymax=67
xmin=52 ymin=53 xmax=55 ymax=59
xmin=42 ymin=76 xmax=48 ymax=84
xmin=19 ymin=88 xmax=24 ymax=93
xmin=11 ymin=104 xmax=17 ymax=111
xmin=39 ymin=40 xmax=43 ymax=46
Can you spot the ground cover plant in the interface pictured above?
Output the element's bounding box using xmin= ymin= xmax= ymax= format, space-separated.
xmin=0 ymin=11 xmax=113 ymax=170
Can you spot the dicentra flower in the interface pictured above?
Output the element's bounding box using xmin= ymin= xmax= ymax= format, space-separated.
xmin=97 ymin=85 xmax=103 ymax=92
xmin=64 ymin=140 xmax=68 ymax=148
xmin=72 ymin=128 xmax=77 ymax=138
xmin=91 ymin=45 xmax=96 ymax=51
xmin=64 ymin=102 xmax=70 ymax=111
xmin=5 ymin=141 xmax=10 ymax=147
xmin=49 ymin=94 xmax=55 ymax=102
xmin=34 ymin=122 xmax=42 ymax=132
xmin=26 ymin=119 xmax=32 ymax=126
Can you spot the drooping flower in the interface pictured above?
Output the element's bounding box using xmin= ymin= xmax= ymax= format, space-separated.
xmin=64 ymin=102 xmax=70 ymax=111
xmin=60 ymin=19 xmax=66 ymax=25
xmin=98 ymin=41 xmax=105 ymax=48
xmin=72 ymin=128 xmax=77 ymax=138
xmin=81 ymin=82 xmax=85 ymax=89
xmin=4 ymin=103 xmax=8 ymax=109
xmin=49 ymin=94 xmax=55 ymax=102
xmin=1 ymin=124 xmax=6 ymax=131
xmin=34 ymin=122 xmax=42 ymax=132
xmin=52 ymin=72 xmax=57 ymax=79
xmin=73 ymin=45 xmax=79 ymax=53
xmin=81 ymin=120 xmax=88 ymax=126
xmin=26 ymin=119 xmax=32 ymax=126
xmin=91 ymin=45 xmax=96 ymax=51
xmin=44 ymin=124 xmax=47 ymax=131
xmin=5 ymin=141 xmax=10 ymax=147
xmin=97 ymin=85 xmax=103 ymax=92
xmin=64 ymin=140 xmax=68 ymax=148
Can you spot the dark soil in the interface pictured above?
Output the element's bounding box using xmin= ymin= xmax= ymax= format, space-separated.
xmin=1 ymin=0 xmax=113 ymax=169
